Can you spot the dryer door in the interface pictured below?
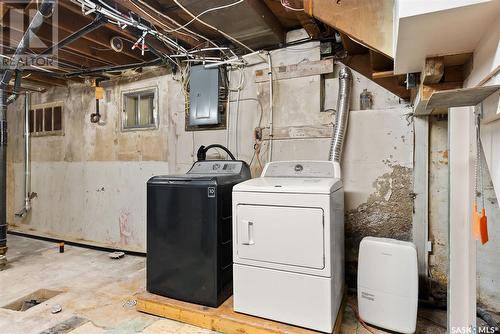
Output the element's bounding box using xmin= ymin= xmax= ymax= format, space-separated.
xmin=236 ymin=204 xmax=324 ymax=270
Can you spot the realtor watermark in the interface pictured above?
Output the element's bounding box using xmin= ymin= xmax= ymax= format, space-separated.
xmin=451 ymin=326 xmax=499 ymax=334
xmin=0 ymin=0 xmax=58 ymax=70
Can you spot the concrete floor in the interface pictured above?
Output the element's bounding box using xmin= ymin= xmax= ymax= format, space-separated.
xmin=0 ymin=235 xmax=448 ymax=334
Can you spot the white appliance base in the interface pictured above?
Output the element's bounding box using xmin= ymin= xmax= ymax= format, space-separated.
xmin=233 ymin=264 xmax=341 ymax=333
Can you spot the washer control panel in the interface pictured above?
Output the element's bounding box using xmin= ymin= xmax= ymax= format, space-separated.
xmin=262 ymin=161 xmax=340 ymax=178
xmin=188 ymin=160 xmax=243 ymax=175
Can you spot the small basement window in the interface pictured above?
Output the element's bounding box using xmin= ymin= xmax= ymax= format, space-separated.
xmin=122 ymin=88 xmax=158 ymax=130
xmin=29 ymin=103 xmax=63 ymax=136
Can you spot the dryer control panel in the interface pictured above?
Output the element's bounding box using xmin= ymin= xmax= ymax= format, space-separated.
xmin=262 ymin=161 xmax=341 ymax=178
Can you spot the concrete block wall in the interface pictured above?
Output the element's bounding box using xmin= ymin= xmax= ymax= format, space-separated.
xmin=7 ymin=42 xmax=414 ymax=287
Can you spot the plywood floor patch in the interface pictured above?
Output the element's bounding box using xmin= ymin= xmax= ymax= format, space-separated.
xmin=136 ymin=293 xmax=344 ymax=334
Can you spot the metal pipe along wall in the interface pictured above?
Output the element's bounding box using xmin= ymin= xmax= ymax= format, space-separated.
xmin=15 ymin=94 xmax=32 ymax=218
xmin=0 ymin=90 xmax=7 ymax=257
xmin=0 ymin=0 xmax=54 ymax=264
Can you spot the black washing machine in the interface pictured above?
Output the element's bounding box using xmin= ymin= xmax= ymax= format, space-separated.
xmin=147 ymin=145 xmax=251 ymax=307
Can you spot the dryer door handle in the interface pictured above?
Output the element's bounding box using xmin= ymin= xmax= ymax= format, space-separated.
xmin=241 ymin=220 xmax=255 ymax=245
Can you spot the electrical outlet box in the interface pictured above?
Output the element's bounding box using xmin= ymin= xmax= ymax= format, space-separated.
xmin=189 ymin=65 xmax=223 ymax=127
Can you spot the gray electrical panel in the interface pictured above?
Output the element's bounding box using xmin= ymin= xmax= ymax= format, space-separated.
xmin=189 ymin=65 xmax=222 ymax=126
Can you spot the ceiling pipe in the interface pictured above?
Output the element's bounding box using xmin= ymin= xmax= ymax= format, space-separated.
xmin=41 ymin=15 xmax=107 ymax=55
xmin=0 ymin=0 xmax=54 ymax=268
xmin=0 ymin=1 xmax=54 ymax=89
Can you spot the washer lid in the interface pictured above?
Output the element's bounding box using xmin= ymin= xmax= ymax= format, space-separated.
xmin=233 ymin=177 xmax=342 ymax=194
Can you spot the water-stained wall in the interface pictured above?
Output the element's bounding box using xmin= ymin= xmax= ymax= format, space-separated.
xmin=6 ymin=41 xmax=414 ymax=284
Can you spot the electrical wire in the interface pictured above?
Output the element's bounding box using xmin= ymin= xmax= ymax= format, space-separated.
xmin=347 ymin=302 xmax=380 ymax=334
xmin=164 ymin=0 xmax=244 ymax=33
xmin=132 ymin=0 xmax=228 ymax=57
xmin=72 ymin=0 xmax=188 ymax=55
xmin=280 ymin=0 xmax=304 ymax=11
xmin=126 ymin=0 xmax=200 ymax=41
xmin=173 ymin=0 xmax=255 ymax=53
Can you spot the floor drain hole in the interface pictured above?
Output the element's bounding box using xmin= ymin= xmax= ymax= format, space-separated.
xmin=1 ymin=289 xmax=62 ymax=311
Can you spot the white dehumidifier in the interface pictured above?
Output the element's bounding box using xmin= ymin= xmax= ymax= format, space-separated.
xmin=357 ymin=237 xmax=418 ymax=333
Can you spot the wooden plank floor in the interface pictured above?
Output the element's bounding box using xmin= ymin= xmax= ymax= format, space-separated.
xmin=136 ymin=293 xmax=344 ymax=334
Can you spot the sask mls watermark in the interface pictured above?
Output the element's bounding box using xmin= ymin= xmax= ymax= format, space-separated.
xmin=0 ymin=0 xmax=58 ymax=71
xmin=451 ymin=326 xmax=499 ymax=334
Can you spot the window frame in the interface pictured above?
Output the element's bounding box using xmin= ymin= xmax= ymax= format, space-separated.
xmin=29 ymin=101 xmax=64 ymax=137
xmin=121 ymin=87 xmax=159 ymax=132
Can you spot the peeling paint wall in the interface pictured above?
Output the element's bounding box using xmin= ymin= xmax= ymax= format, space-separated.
xmin=428 ymin=115 xmax=449 ymax=301
xmin=6 ymin=42 xmax=414 ymax=283
xmin=477 ymin=149 xmax=500 ymax=312
xmin=426 ymin=114 xmax=500 ymax=313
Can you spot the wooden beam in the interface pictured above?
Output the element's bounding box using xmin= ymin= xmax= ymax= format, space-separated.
xmin=136 ymin=293 xmax=344 ymax=334
xmin=427 ymin=85 xmax=500 ymax=111
xmin=304 ymin=0 xmax=394 ymax=57
xmin=413 ymin=81 xmax=463 ymax=115
xmin=369 ymin=50 xmax=393 ymax=72
xmin=1 ymin=32 xmax=107 ymax=69
xmin=22 ymin=74 xmax=69 ymax=87
xmin=285 ymin=0 xmax=321 ymax=39
xmin=339 ymin=33 xmax=368 ymax=55
xmin=109 ymin=0 xmax=199 ymax=48
xmin=371 ymin=70 xmax=395 ymax=79
xmin=2 ymin=26 xmax=111 ymax=67
xmin=422 ymin=57 xmax=444 ymax=84
xmin=4 ymin=2 xmax=142 ymax=64
xmin=58 ymin=1 xmax=175 ymax=56
xmin=51 ymin=6 xmax=146 ymax=62
xmin=343 ymin=54 xmax=410 ymax=100
xmin=443 ymin=65 xmax=464 ymax=83
xmin=246 ymin=0 xmax=286 ymax=42
xmin=254 ymin=58 xmax=334 ymax=83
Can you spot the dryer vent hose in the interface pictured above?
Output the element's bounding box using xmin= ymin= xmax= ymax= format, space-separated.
xmin=329 ymin=67 xmax=352 ymax=163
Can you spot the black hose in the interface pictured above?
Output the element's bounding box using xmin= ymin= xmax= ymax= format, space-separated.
xmin=197 ymin=144 xmax=236 ymax=161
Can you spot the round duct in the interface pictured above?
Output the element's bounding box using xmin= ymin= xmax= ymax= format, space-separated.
xmin=110 ymin=37 xmax=124 ymax=53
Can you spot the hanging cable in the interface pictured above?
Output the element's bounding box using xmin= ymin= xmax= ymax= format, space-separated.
xmin=280 ymin=0 xmax=304 ymax=11
xmin=173 ymin=0 xmax=255 ymax=53
xmin=132 ymin=0 xmax=227 ymax=56
xmin=126 ymin=0 xmax=199 ymax=41
xmin=164 ymin=0 xmax=244 ymax=33
xmin=71 ymin=0 xmax=188 ymax=55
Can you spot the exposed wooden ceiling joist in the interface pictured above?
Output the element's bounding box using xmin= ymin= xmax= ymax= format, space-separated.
xmin=57 ymin=1 xmax=176 ymax=57
xmin=1 ymin=5 xmax=143 ymax=66
xmin=283 ymin=0 xmax=321 ymax=39
xmin=343 ymin=54 xmax=410 ymax=100
xmin=109 ymin=0 xmax=200 ymax=48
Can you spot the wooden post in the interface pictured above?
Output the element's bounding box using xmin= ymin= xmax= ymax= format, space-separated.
xmin=422 ymin=57 xmax=444 ymax=84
